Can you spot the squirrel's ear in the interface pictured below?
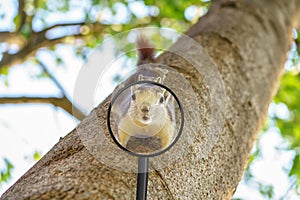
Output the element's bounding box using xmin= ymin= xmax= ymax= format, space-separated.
xmin=131 ymin=85 xmax=139 ymax=94
xmin=138 ymin=74 xmax=144 ymax=81
xmin=156 ymin=77 xmax=162 ymax=83
xmin=163 ymin=90 xmax=171 ymax=104
xmin=156 ymin=67 xmax=168 ymax=83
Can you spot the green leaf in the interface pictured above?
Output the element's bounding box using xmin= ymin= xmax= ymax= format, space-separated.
xmin=60 ymin=1 xmax=70 ymax=12
xmin=13 ymin=14 xmax=21 ymax=30
xmin=0 ymin=66 xmax=9 ymax=87
xmin=144 ymin=0 xmax=156 ymax=5
xmin=56 ymin=57 xmax=63 ymax=65
xmin=0 ymin=66 xmax=9 ymax=75
xmin=5 ymin=160 xmax=13 ymax=171
xmin=36 ymin=0 xmax=47 ymax=9
xmin=35 ymin=70 xmax=50 ymax=79
xmin=4 ymin=78 xmax=9 ymax=87
xmin=248 ymin=148 xmax=260 ymax=166
xmin=289 ymin=154 xmax=300 ymax=178
xmin=0 ymin=158 xmax=14 ymax=185
xmin=296 ymin=30 xmax=300 ymax=43
xmin=33 ymin=151 xmax=42 ymax=161
xmin=20 ymin=24 xmax=31 ymax=39
xmin=92 ymin=0 xmax=102 ymax=5
xmin=258 ymin=183 xmax=274 ymax=199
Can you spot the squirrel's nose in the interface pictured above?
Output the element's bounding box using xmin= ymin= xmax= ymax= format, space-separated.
xmin=141 ymin=105 xmax=150 ymax=113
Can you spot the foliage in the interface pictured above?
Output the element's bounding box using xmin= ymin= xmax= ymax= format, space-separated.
xmin=274 ymin=70 xmax=300 ymax=194
xmin=273 ymin=31 xmax=300 ymax=193
xmin=241 ymin=32 xmax=300 ymax=198
xmin=0 ymin=0 xmax=210 ymax=81
xmin=0 ymin=159 xmax=14 ymax=187
xmin=274 ymin=72 xmax=300 ymax=148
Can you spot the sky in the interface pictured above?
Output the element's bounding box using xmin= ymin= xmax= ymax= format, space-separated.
xmin=0 ymin=0 xmax=299 ymax=199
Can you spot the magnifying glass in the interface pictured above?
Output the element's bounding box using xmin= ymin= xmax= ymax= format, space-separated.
xmin=107 ymin=80 xmax=184 ymax=200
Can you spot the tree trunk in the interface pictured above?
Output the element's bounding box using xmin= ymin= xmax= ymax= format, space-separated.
xmin=2 ymin=0 xmax=300 ymax=199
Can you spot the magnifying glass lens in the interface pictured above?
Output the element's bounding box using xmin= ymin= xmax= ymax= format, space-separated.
xmin=108 ymin=81 xmax=183 ymax=156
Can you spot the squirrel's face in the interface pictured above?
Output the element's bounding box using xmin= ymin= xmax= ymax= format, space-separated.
xmin=128 ymin=88 xmax=169 ymax=126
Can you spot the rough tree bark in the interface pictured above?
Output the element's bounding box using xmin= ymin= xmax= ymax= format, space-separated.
xmin=2 ymin=0 xmax=300 ymax=199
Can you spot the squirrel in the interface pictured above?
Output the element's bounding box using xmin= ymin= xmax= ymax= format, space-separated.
xmin=112 ymin=35 xmax=176 ymax=151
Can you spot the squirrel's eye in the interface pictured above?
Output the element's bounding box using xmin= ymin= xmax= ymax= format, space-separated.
xmin=132 ymin=94 xmax=136 ymax=100
xmin=159 ymin=96 xmax=164 ymax=104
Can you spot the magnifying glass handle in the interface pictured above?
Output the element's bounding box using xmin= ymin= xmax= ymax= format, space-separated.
xmin=136 ymin=156 xmax=149 ymax=200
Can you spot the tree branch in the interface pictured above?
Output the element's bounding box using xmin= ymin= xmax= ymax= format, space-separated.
xmin=0 ymin=32 xmax=25 ymax=44
xmin=0 ymin=23 xmax=106 ymax=69
xmin=0 ymin=22 xmax=99 ymax=120
xmin=36 ymin=58 xmax=86 ymax=121
xmin=0 ymin=96 xmax=84 ymax=120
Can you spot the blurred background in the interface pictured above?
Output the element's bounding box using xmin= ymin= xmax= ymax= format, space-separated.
xmin=0 ymin=0 xmax=299 ymax=199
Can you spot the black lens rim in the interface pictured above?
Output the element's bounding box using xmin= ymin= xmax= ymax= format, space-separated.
xmin=107 ymin=80 xmax=184 ymax=157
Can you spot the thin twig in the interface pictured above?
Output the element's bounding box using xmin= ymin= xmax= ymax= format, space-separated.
xmin=36 ymin=58 xmax=86 ymax=120
xmin=17 ymin=0 xmax=26 ymax=32
xmin=37 ymin=58 xmax=69 ymax=98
